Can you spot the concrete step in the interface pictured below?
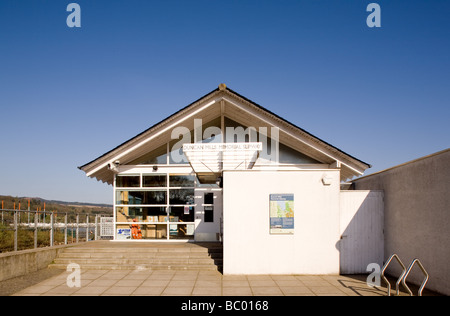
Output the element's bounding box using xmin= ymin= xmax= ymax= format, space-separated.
xmin=48 ymin=242 xmax=223 ymax=271
xmin=48 ymin=263 xmax=220 ymax=271
xmin=58 ymin=252 xmax=222 ymax=259
xmin=63 ymin=247 xmax=223 ymax=254
xmin=53 ymin=258 xmax=222 ymax=265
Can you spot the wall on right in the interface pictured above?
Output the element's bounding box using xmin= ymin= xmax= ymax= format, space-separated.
xmin=353 ymin=148 xmax=450 ymax=295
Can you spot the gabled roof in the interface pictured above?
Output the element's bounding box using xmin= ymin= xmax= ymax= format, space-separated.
xmin=79 ymin=84 xmax=371 ymax=184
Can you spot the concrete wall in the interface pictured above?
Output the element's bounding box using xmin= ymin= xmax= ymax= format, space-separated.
xmin=353 ymin=149 xmax=450 ymax=295
xmin=223 ymin=169 xmax=341 ymax=275
xmin=0 ymin=245 xmax=70 ymax=282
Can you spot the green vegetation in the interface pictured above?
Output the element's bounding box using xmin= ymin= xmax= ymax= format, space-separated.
xmin=0 ymin=224 xmax=69 ymax=252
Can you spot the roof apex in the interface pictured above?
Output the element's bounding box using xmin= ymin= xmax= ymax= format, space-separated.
xmin=79 ymin=85 xmax=371 ymax=184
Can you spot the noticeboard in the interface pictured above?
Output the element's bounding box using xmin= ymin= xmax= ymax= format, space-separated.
xmin=269 ymin=194 xmax=294 ymax=234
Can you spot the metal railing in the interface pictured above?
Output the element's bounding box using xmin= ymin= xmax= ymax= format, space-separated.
xmin=381 ymin=253 xmax=429 ymax=296
xmin=0 ymin=209 xmax=109 ymax=253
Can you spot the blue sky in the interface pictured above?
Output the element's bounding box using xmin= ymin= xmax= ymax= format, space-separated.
xmin=0 ymin=0 xmax=449 ymax=204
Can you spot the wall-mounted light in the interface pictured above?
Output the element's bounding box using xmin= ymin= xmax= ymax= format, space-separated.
xmin=153 ymin=165 xmax=158 ymax=172
xmin=107 ymin=161 xmax=120 ymax=174
xmin=322 ymin=174 xmax=332 ymax=186
xmin=216 ymin=176 xmax=223 ymax=188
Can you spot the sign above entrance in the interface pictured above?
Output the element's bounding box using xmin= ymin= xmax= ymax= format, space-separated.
xmin=183 ymin=143 xmax=262 ymax=152
xmin=183 ymin=142 xmax=262 ymax=174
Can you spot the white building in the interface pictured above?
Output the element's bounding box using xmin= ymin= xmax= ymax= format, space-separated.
xmin=79 ymin=84 xmax=379 ymax=275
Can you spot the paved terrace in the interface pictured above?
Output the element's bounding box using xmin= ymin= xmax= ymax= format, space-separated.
xmin=8 ymin=270 xmax=395 ymax=296
xmin=0 ymin=241 xmax=441 ymax=296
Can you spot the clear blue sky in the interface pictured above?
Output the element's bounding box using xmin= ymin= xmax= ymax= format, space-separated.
xmin=0 ymin=0 xmax=449 ymax=204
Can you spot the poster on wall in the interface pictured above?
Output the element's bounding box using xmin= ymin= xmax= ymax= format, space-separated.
xmin=269 ymin=194 xmax=294 ymax=234
xmin=116 ymin=228 xmax=131 ymax=240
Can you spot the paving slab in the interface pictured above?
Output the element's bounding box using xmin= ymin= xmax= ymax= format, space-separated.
xmin=4 ymin=267 xmax=443 ymax=296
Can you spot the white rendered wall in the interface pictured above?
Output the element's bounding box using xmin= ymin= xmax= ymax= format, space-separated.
xmin=223 ymin=170 xmax=341 ymax=275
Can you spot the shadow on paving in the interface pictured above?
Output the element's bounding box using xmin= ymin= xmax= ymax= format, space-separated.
xmin=339 ymin=274 xmax=443 ymax=296
xmin=0 ymin=268 xmax=64 ymax=296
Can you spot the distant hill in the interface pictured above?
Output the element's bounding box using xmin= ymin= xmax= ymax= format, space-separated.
xmin=37 ymin=198 xmax=112 ymax=209
xmin=0 ymin=195 xmax=112 ymax=216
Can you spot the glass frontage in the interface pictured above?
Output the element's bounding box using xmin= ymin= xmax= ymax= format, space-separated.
xmin=113 ymin=116 xmax=318 ymax=241
xmin=114 ymin=172 xmax=196 ymax=240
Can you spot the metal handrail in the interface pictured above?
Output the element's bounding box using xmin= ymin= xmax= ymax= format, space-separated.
xmin=402 ymin=258 xmax=429 ymax=296
xmin=1 ymin=209 xmax=106 ymax=252
xmin=381 ymin=254 xmax=407 ymax=296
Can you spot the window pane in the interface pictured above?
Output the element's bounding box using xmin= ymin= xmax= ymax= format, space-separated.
xmin=116 ymin=191 xmax=167 ymax=205
xmin=117 ymin=207 xmax=163 ymax=222
xmin=169 ymin=224 xmax=195 ymax=240
xmin=145 ymin=191 xmax=167 ymax=204
xmin=224 ymin=117 xmax=256 ymax=143
xmin=201 ymin=117 xmax=222 ymax=144
xmin=204 ymin=192 xmax=214 ymax=205
xmin=144 ymin=207 xmax=168 ymax=222
xmin=169 ymin=206 xmax=194 ymax=222
xmin=116 ymin=176 xmax=140 ymax=187
xmin=129 ymin=207 xmax=144 ymax=221
xmin=169 ymin=133 xmax=192 ymax=164
xmin=204 ymin=206 xmax=214 ymax=222
xmin=130 ymin=143 xmax=168 ymax=165
xmin=143 ymin=224 xmax=167 ymax=239
xmin=116 ymin=207 xmax=129 ymax=222
xmin=169 ymin=189 xmax=195 ymax=205
xmin=143 ymin=207 xmax=168 ymax=222
xmin=169 ymin=174 xmax=195 ymax=187
xmin=143 ymin=174 xmax=167 ymax=187
xmin=278 ymin=142 xmax=319 ymax=164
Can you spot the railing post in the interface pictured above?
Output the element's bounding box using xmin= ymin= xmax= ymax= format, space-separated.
xmin=14 ymin=211 xmax=18 ymax=251
xmin=64 ymin=213 xmax=68 ymax=245
xmin=50 ymin=211 xmax=54 ymax=247
xmin=76 ymin=214 xmax=79 ymax=243
xmin=34 ymin=211 xmax=38 ymax=249
xmin=86 ymin=214 xmax=89 ymax=242
xmin=95 ymin=215 xmax=98 ymax=241
xmin=71 ymin=222 xmax=74 ymax=243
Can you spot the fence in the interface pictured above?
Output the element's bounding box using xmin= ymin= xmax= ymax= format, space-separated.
xmin=0 ymin=209 xmax=112 ymax=253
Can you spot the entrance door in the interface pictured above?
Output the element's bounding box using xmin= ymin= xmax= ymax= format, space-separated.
xmin=194 ymin=188 xmax=223 ymax=242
